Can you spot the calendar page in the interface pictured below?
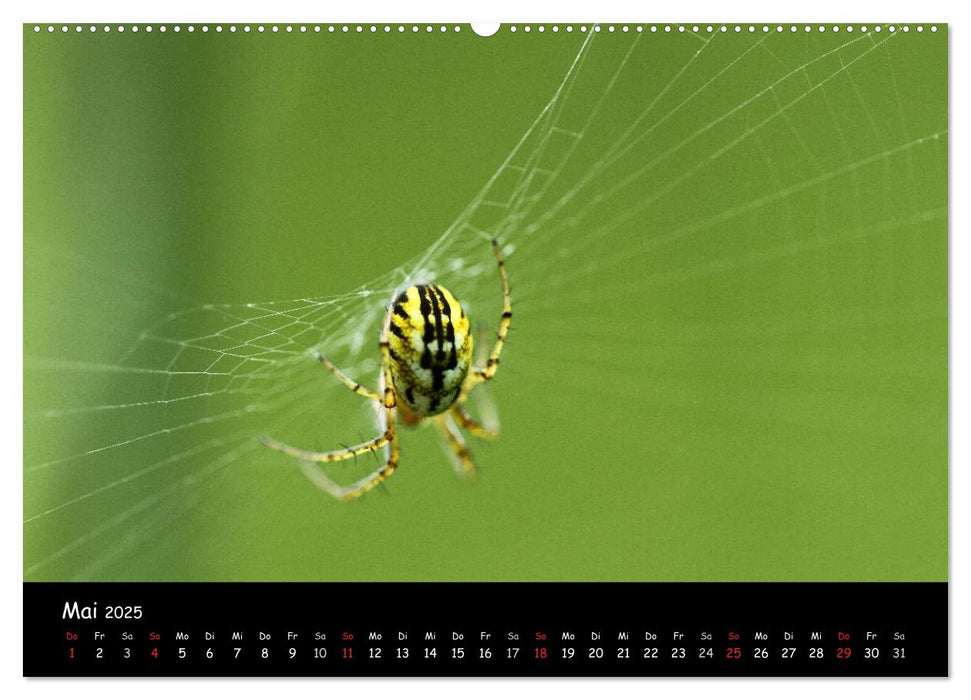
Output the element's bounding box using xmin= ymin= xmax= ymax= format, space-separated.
xmin=22 ymin=20 xmax=948 ymax=677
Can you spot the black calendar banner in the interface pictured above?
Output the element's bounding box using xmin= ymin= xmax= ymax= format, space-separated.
xmin=24 ymin=582 xmax=947 ymax=677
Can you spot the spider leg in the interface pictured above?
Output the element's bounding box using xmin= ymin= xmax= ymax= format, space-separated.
xmin=377 ymin=305 xmax=398 ymax=411
xmin=317 ymin=354 xmax=380 ymax=401
xmin=301 ymin=405 xmax=401 ymax=501
xmin=435 ymin=413 xmax=476 ymax=479
xmin=260 ymin=430 xmax=390 ymax=464
xmin=460 ymin=238 xmax=512 ymax=400
xmin=450 ymin=403 xmax=499 ymax=440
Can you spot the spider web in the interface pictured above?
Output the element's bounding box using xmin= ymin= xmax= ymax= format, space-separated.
xmin=24 ymin=24 xmax=947 ymax=581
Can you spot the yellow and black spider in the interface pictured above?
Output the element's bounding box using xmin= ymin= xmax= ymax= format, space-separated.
xmin=261 ymin=238 xmax=512 ymax=501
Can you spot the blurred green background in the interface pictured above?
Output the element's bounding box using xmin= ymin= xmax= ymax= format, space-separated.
xmin=24 ymin=24 xmax=947 ymax=582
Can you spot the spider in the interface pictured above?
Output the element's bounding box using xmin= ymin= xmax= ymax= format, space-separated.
xmin=260 ymin=238 xmax=512 ymax=501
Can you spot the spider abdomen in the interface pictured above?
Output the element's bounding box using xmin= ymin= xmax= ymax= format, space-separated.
xmin=386 ymin=284 xmax=472 ymax=417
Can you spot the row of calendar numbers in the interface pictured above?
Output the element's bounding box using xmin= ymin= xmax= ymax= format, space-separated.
xmin=67 ymin=644 xmax=909 ymax=662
